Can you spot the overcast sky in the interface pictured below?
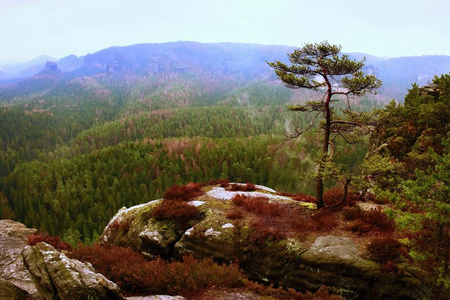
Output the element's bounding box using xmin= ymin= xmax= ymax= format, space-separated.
xmin=0 ymin=0 xmax=448 ymax=64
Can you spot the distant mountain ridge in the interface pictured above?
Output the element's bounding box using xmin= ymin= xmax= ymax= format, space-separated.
xmin=1 ymin=41 xmax=450 ymax=100
xmin=0 ymin=55 xmax=55 ymax=77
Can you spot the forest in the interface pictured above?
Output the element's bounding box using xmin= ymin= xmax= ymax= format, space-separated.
xmin=0 ymin=42 xmax=449 ymax=298
xmin=0 ymin=72 xmax=376 ymax=243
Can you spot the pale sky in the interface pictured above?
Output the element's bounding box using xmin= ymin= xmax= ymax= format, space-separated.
xmin=0 ymin=0 xmax=449 ymax=64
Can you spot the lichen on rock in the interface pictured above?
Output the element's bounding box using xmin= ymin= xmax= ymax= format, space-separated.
xmin=0 ymin=220 xmax=38 ymax=297
xmin=22 ymin=242 xmax=125 ymax=300
xmin=101 ymin=183 xmax=418 ymax=299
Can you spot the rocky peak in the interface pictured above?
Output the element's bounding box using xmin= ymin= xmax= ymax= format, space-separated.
xmin=45 ymin=61 xmax=58 ymax=71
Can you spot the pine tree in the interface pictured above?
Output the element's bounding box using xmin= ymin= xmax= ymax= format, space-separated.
xmin=268 ymin=41 xmax=381 ymax=208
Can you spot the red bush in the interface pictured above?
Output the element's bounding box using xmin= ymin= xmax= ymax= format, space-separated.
xmin=231 ymin=193 xmax=247 ymax=206
xmin=28 ymin=232 xmax=73 ymax=251
xmin=208 ymin=178 xmax=230 ymax=188
xmin=367 ymin=236 xmax=402 ymax=264
xmin=231 ymin=194 xmax=344 ymax=240
xmin=163 ymin=183 xmax=204 ymax=201
xmin=248 ymin=219 xmax=287 ymax=243
xmin=278 ymin=192 xmax=316 ymax=203
xmin=343 ymin=207 xmax=364 ymax=221
xmin=310 ymin=210 xmax=338 ymax=231
xmin=152 ymin=199 xmax=201 ymax=228
xmin=348 ymin=208 xmax=395 ymax=234
xmin=70 ymin=245 xmax=245 ymax=297
xmin=232 ymin=194 xmax=285 ymax=218
xmin=226 ymin=210 xmax=243 ymax=220
xmin=227 ymin=183 xmax=257 ymax=192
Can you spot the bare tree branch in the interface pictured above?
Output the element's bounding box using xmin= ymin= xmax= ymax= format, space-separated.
xmin=285 ymin=111 xmax=321 ymax=139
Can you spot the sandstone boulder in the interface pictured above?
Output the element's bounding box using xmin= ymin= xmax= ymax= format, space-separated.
xmin=101 ymin=184 xmax=418 ymax=299
xmin=22 ymin=242 xmax=125 ymax=300
xmin=0 ymin=219 xmax=38 ymax=297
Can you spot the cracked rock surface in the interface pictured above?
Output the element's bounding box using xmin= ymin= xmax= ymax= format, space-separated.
xmin=22 ymin=242 xmax=125 ymax=300
xmin=0 ymin=219 xmax=38 ymax=297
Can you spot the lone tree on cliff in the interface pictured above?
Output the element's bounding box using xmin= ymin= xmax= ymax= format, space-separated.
xmin=268 ymin=41 xmax=382 ymax=208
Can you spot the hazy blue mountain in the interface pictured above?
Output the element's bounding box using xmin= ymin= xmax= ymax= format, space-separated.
xmin=376 ymin=55 xmax=450 ymax=98
xmin=57 ymin=54 xmax=84 ymax=72
xmin=1 ymin=42 xmax=449 ymax=101
xmin=78 ymin=42 xmax=294 ymax=78
xmin=0 ymin=55 xmax=55 ymax=78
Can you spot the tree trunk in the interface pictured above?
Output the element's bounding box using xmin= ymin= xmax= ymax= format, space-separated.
xmin=315 ymin=88 xmax=332 ymax=209
xmin=315 ymin=176 xmax=324 ymax=208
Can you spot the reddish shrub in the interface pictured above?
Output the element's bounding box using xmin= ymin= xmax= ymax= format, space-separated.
xmin=70 ymin=244 xmax=151 ymax=294
xmin=232 ymin=194 xmax=285 ymax=218
xmin=365 ymin=208 xmax=395 ymax=232
xmin=249 ymin=219 xmax=287 ymax=243
xmin=231 ymin=194 xmax=344 ymax=239
xmin=367 ymin=236 xmax=402 ymax=264
xmin=109 ymin=218 xmax=131 ymax=232
xmin=160 ymin=255 xmax=245 ymax=298
xmin=152 ymin=200 xmax=201 ymax=227
xmin=231 ymin=193 xmax=247 ymax=206
xmin=348 ymin=208 xmax=395 ymax=234
xmin=163 ymin=183 xmax=204 ymax=201
xmin=70 ymin=245 xmax=245 ymax=297
xmin=343 ymin=206 xmax=364 ymax=221
xmin=292 ymin=193 xmax=315 ymax=203
xmin=208 ymin=178 xmax=230 ymax=188
xmin=323 ymin=187 xmax=360 ymax=208
xmin=311 ymin=210 xmax=338 ymax=231
xmin=227 ymin=183 xmax=257 ymax=192
xmin=278 ymin=192 xmax=316 ymax=203
xmin=226 ymin=210 xmax=243 ymax=220
xmin=27 ymin=232 xmax=73 ymax=251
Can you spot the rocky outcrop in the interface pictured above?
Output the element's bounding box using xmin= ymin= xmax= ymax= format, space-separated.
xmin=0 ymin=219 xmax=38 ymax=298
xmin=101 ymin=184 xmax=418 ymax=299
xmin=100 ymin=199 xmax=177 ymax=258
xmin=284 ymin=236 xmax=413 ymax=299
xmin=22 ymin=242 xmax=125 ymax=300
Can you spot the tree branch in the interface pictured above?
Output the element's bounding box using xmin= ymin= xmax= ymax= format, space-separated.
xmin=285 ymin=111 xmax=321 ymax=139
xmin=330 ymin=120 xmax=362 ymax=126
xmin=328 ymin=141 xmax=335 ymax=159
